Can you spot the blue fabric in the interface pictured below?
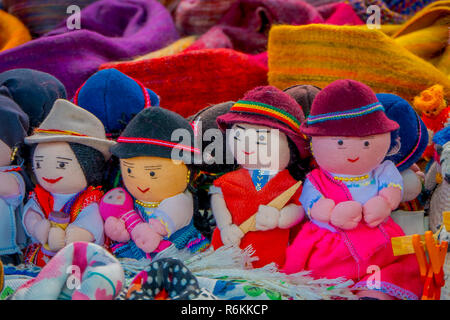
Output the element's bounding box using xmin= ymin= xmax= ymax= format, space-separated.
xmin=250 ymin=169 xmax=272 ymax=191
xmin=74 ymin=69 xmax=160 ymax=135
xmin=377 ymin=93 xmax=428 ymax=172
xmin=433 ymin=126 xmax=450 ymax=146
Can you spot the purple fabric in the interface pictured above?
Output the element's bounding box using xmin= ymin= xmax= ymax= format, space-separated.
xmin=0 ymin=0 xmax=179 ymax=98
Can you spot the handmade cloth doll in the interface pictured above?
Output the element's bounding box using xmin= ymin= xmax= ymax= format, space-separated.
xmin=188 ymin=101 xmax=240 ymax=240
xmin=73 ymin=68 xmax=160 ymax=191
xmin=284 ymin=79 xmax=423 ymax=300
xmin=100 ymin=107 xmax=209 ymax=260
xmin=210 ymin=86 xmax=310 ymax=268
xmin=22 ymin=99 xmax=115 ymax=267
xmin=0 ymin=95 xmax=30 ymax=265
xmin=283 ymin=84 xmax=321 ymax=118
xmin=413 ymin=84 xmax=449 ymax=161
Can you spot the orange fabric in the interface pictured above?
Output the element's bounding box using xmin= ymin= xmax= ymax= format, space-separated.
xmin=211 ymin=168 xmax=302 ymax=268
xmin=0 ymin=10 xmax=31 ymax=52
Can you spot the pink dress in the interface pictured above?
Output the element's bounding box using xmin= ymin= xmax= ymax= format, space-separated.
xmin=283 ymin=167 xmax=423 ymax=300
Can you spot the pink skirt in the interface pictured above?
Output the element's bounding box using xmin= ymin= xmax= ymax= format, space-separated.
xmin=283 ymin=218 xmax=423 ymax=300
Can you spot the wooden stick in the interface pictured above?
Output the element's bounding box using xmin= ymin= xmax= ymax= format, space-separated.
xmin=238 ymin=180 xmax=303 ymax=234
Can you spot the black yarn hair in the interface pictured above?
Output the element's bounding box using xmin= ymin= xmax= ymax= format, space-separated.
xmin=286 ymin=137 xmax=310 ymax=182
xmin=30 ymin=143 xmax=106 ymax=187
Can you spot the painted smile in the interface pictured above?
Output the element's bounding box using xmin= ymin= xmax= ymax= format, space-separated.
xmin=347 ymin=157 xmax=360 ymax=163
xmin=137 ymin=187 xmax=150 ymax=193
xmin=243 ymin=151 xmax=255 ymax=156
xmin=42 ymin=177 xmax=63 ymax=184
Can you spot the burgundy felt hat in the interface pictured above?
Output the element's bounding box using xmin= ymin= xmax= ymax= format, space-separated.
xmin=300 ymin=79 xmax=399 ymax=137
xmin=217 ymin=85 xmax=310 ymax=159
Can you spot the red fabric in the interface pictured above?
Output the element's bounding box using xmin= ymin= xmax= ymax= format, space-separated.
xmin=211 ymin=168 xmax=302 ymax=268
xmin=33 ymin=184 xmax=54 ymax=218
xmin=99 ymin=48 xmax=268 ymax=118
xmin=421 ymin=108 xmax=450 ymax=133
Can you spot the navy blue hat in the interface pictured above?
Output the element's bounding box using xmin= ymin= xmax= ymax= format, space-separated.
xmin=0 ymin=68 xmax=66 ymax=131
xmin=73 ymin=69 xmax=160 ymax=136
xmin=0 ymin=94 xmax=29 ymax=149
xmin=377 ymin=93 xmax=429 ymax=172
xmin=433 ymin=126 xmax=450 ymax=146
xmin=111 ymin=107 xmax=199 ymax=163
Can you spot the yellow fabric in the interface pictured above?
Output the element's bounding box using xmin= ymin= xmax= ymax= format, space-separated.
xmin=268 ymin=23 xmax=450 ymax=105
xmin=132 ymin=36 xmax=197 ymax=61
xmin=0 ymin=10 xmax=31 ymax=52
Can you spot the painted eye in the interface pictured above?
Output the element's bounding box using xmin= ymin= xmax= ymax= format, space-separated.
xmin=364 ymin=141 xmax=370 ymax=147
xmin=149 ymin=171 xmax=156 ymax=177
xmin=58 ymin=162 xmax=66 ymax=168
xmin=235 ymin=130 xmax=240 ymax=137
xmin=337 ymin=140 xmax=344 ymax=146
xmin=127 ymin=168 xmax=132 ymax=174
xmin=259 ymin=135 xmax=265 ymax=141
xmin=36 ymin=162 xmax=41 ymax=169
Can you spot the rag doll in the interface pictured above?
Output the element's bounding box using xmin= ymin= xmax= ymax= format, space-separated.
xmin=210 ymin=86 xmax=311 ymax=268
xmin=0 ymin=95 xmax=29 ymax=265
xmin=22 ymin=99 xmax=115 ymax=267
xmin=188 ymin=101 xmax=239 ymax=240
xmin=283 ymin=80 xmax=423 ymax=300
xmin=100 ymin=107 xmax=209 ymax=260
xmin=413 ymin=84 xmax=449 ymax=161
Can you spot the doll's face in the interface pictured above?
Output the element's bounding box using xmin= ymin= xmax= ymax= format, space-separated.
xmin=120 ymin=156 xmax=188 ymax=203
xmin=33 ymin=142 xmax=87 ymax=194
xmin=311 ymin=133 xmax=391 ymax=175
xmin=0 ymin=140 xmax=11 ymax=167
xmin=228 ymin=123 xmax=290 ymax=171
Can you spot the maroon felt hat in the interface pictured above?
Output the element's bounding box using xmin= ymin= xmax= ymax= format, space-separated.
xmin=216 ymin=85 xmax=310 ymax=158
xmin=300 ymin=79 xmax=399 ymax=137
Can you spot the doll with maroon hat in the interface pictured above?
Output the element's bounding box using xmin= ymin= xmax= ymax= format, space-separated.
xmin=283 ymin=79 xmax=422 ymax=300
xmin=210 ymin=86 xmax=311 ymax=269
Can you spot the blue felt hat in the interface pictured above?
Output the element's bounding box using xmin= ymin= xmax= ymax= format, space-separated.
xmin=377 ymin=93 xmax=429 ymax=172
xmin=73 ymin=69 xmax=160 ymax=137
xmin=433 ymin=126 xmax=450 ymax=146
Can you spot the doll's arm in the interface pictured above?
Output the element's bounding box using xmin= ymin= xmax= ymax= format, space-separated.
xmin=211 ymin=193 xmax=244 ymax=246
xmin=0 ymin=172 xmax=20 ymax=199
xmin=68 ymin=203 xmax=103 ymax=245
xmin=154 ymin=191 xmax=194 ymax=236
xmin=22 ymin=200 xmax=50 ymax=245
xmin=278 ymin=204 xmax=305 ymax=229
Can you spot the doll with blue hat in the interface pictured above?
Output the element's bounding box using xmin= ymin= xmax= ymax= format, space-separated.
xmin=0 ymin=94 xmax=30 ymax=265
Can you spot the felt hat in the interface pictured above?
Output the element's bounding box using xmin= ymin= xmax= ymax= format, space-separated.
xmin=73 ymin=69 xmax=160 ymax=136
xmin=300 ymin=79 xmax=399 ymax=137
xmin=217 ymin=85 xmax=310 ymax=158
xmin=25 ymin=99 xmax=116 ymax=160
xmin=377 ymin=93 xmax=429 ymax=172
xmin=283 ymin=84 xmax=321 ymax=117
xmin=0 ymin=68 xmax=67 ymax=131
xmin=111 ymin=107 xmax=199 ymax=162
xmin=0 ymin=94 xmax=29 ymax=149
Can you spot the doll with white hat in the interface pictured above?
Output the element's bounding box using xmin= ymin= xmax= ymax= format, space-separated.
xmin=22 ymin=99 xmax=115 ymax=266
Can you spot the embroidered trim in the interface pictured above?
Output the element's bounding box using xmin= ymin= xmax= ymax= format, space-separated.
xmin=353 ymin=280 xmax=419 ymax=300
xmin=117 ymin=137 xmax=200 ymax=154
xmin=307 ymin=102 xmax=384 ymax=125
xmin=396 ymin=112 xmax=423 ymax=168
xmin=34 ymin=128 xmax=88 ymax=137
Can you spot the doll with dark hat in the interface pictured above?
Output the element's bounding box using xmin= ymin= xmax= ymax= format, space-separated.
xmin=99 ymin=107 xmax=209 ymax=260
xmin=210 ymin=86 xmax=311 ymax=269
xmin=0 ymin=95 xmax=30 ymax=265
xmin=283 ymin=84 xmax=321 ymax=118
xmin=22 ymin=99 xmax=115 ymax=267
xmin=284 ymin=79 xmax=422 ymax=300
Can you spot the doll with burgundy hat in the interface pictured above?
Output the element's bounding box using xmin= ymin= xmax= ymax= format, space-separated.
xmin=22 ymin=99 xmax=115 ymax=267
xmin=99 ymin=107 xmax=209 ymax=260
xmin=283 ymin=79 xmax=422 ymax=300
xmin=210 ymin=85 xmax=311 ymax=268
xmin=0 ymin=95 xmax=30 ymax=265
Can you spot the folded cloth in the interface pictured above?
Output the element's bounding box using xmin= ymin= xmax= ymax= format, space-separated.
xmin=185 ymin=0 xmax=324 ymax=54
xmin=268 ymin=23 xmax=450 ymax=104
xmin=0 ymin=0 xmax=179 ymax=98
xmin=347 ymin=0 xmax=434 ymax=24
xmin=2 ymin=0 xmax=97 ymax=37
xmin=10 ymin=242 xmax=124 ymax=300
xmin=100 ymin=48 xmax=268 ymax=118
xmin=0 ymin=9 xmax=31 ymax=52
xmin=118 ymin=258 xmax=214 ymax=300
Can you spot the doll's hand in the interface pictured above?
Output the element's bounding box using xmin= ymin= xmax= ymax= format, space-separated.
xmin=220 ymin=224 xmax=244 ymax=247
xmin=104 ymin=216 xmax=131 ymax=243
xmin=330 ymin=201 xmax=362 ymax=230
xmin=363 ymin=196 xmax=391 ymax=227
xmin=379 ymin=187 xmax=402 ymax=210
xmin=310 ymin=198 xmax=335 ymax=223
xmin=48 ymin=227 xmax=66 ymax=251
xmin=255 ymin=205 xmax=280 ymax=231
xmin=33 ymin=218 xmax=51 ymax=245
xmin=148 ymin=219 xmax=168 ymax=237
xmin=65 ymin=226 xmax=95 ymax=244
xmin=131 ymin=223 xmax=162 ymax=253
xmin=0 ymin=172 xmax=20 ymax=198
xmin=278 ymin=204 xmax=305 ymax=229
